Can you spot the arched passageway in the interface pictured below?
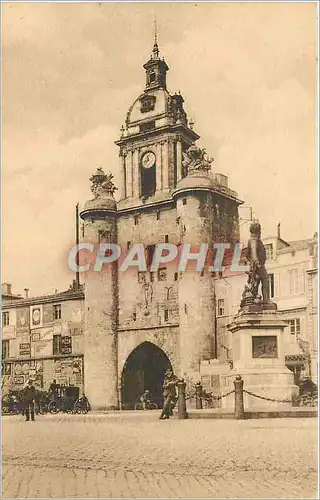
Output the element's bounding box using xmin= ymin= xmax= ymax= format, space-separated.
xmin=121 ymin=342 xmax=172 ymax=409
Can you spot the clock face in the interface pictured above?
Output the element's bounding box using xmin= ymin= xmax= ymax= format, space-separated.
xmin=141 ymin=151 xmax=156 ymax=169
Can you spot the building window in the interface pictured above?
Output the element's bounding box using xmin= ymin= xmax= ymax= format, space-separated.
xmin=165 ymin=234 xmax=169 ymax=243
xmin=184 ymin=303 xmax=188 ymax=314
xmin=53 ymin=335 xmax=62 ymax=355
xmin=287 ymin=269 xmax=304 ymax=295
xmin=98 ymin=230 xmax=111 ymax=243
xmin=288 ymin=319 xmax=301 ymax=337
xmin=145 ymin=245 xmax=156 ymax=269
xmin=288 ymin=269 xmax=304 ymax=295
xmin=2 ymin=340 xmax=9 ymax=359
xmin=149 ymin=72 xmax=156 ymax=83
xmin=174 ymin=272 xmax=178 ymax=281
xmin=183 ymin=198 xmax=187 ymax=206
xmin=127 ymin=241 xmax=131 ymax=250
xmin=140 ymin=95 xmax=156 ymax=113
xmin=164 ymin=309 xmax=169 ymax=322
xmin=268 ymin=273 xmax=275 ymax=298
xmin=217 ymin=299 xmax=225 ymax=316
xmin=158 ymin=267 xmax=167 ymax=281
xmin=134 ymin=215 xmax=139 ymax=225
xmin=265 ymin=244 xmax=274 ymax=260
xmin=133 ymin=311 xmax=137 ymax=322
xmin=2 ymin=312 xmax=9 ymax=326
xmin=156 ymin=211 xmax=160 ymax=221
xmin=139 ymin=121 xmax=155 ymax=133
xmin=53 ymin=304 xmax=61 ymax=320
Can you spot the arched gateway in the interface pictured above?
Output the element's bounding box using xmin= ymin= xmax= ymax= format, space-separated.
xmin=121 ymin=342 xmax=172 ymax=410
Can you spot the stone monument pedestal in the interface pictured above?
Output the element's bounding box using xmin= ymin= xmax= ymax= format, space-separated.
xmin=222 ymin=304 xmax=299 ymax=409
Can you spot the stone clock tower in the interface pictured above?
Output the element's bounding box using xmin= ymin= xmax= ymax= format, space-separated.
xmin=81 ymin=38 xmax=242 ymax=410
xmin=115 ymin=38 xmax=200 ymax=204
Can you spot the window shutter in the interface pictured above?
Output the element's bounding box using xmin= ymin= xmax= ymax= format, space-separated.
xmin=299 ymin=268 xmax=305 ymax=294
xmin=274 ymin=272 xmax=279 ymax=298
xmin=281 ymin=270 xmax=290 ymax=297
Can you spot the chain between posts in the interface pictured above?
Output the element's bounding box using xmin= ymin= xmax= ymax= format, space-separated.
xmin=186 ymin=390 xmax=235 ymax=401
xmin=243 ymin=389 xmax=292 ymax=404
xmin=201 ymin=389 xmax=235 ymax=401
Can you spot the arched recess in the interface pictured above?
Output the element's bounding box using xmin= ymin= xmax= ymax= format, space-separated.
xmin=141 ymin=165 xmax=156 ymax=197
xmin=121 ymin=341 xmax=172 ymax=410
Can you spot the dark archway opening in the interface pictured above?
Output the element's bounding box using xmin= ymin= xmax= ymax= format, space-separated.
xmin=121 ymin=342 xmax=172 ymax=410
xmin=141 ymin=165 xmax=156 ymax=198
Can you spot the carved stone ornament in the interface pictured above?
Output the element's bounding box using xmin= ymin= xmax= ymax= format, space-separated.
xmin=89 ymin=167 xmax=118 ymax=198
xmin=182 ymin=143 xmax=214 ymax=175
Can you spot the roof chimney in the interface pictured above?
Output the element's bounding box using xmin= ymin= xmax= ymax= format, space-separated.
xmin=2 ymin=283 xmax=12 ymax=295
xmin=24 ymin=288 xmax=29 ymax=299
xmin=277 ymin=223 xmax=281 ymax=239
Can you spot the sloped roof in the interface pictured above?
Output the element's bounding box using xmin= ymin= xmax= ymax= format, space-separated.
xmin=2 ymin=285 xmax=84 ymax=309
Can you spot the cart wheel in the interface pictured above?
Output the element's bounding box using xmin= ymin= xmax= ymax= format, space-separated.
xmin=147 ymin=402 xmax=158 ymax=410
xmin=48 ymin=401 xmax=59 ymax=414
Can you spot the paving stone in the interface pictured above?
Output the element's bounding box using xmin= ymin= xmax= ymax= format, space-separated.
xmin=2 ymin=413 xmax=318 ymax=498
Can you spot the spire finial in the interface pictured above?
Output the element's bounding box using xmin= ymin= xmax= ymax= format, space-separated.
xmin=154 ymin=18 xmax=158 ymax=45
xmin=152 ymin=18 xmax=159 ymax=59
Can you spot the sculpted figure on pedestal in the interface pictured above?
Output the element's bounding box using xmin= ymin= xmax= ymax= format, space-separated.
xmin=241 ymin=222 xmax=275 ymax=309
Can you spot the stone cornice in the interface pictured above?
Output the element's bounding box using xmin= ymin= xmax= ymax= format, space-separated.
xmin=115 ymin=123 xmax=199 ymax=147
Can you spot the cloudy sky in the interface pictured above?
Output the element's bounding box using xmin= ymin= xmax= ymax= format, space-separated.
xmin=2 ymin=2 xmax=317 ymax=297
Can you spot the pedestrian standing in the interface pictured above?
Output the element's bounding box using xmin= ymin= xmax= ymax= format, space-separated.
xmin=23 ymin=379 xmax=36 ymax=422
xmin=159 ymin=369 xmax=179 ymax=420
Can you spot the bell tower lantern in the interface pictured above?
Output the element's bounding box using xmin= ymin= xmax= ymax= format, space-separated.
xmin=143 ymin=38 xmax=169 ymax=91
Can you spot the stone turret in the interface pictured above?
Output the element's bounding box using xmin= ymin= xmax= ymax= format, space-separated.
xmin=80 ymin=167 xmax=119 ymax=410
xmin=172 ymin=145 xmax=216 ymax=378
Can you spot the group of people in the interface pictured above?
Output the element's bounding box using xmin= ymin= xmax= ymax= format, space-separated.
xmin=20 ymin=371 xmax=180 ymax=421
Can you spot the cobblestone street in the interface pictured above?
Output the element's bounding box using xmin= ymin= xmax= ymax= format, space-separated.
xmin=2 ymin=412 xmax=318 ymax=498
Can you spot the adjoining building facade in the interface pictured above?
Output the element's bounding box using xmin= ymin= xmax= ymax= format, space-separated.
xmin=2 ymin=282 xmax=84 ymax=395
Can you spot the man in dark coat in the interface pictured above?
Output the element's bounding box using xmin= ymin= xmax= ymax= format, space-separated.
xmin=23 ymin=379 xmax=36 ymax=422
xmin=246 ymin=222 xmax=270 ymax=303
xmin=49 ymin=379 xmax=59 ymax=399
xmin=159 ymin=369 xmax=179 ymax=420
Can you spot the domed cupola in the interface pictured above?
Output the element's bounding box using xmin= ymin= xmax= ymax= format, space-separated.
xmin=123 ymin=37 xmax=171 ymax=133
